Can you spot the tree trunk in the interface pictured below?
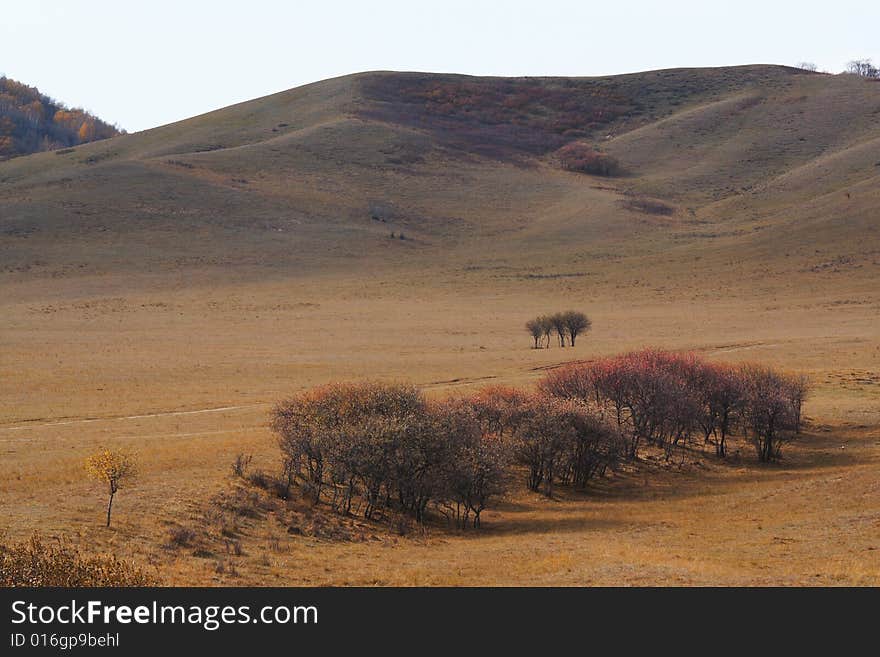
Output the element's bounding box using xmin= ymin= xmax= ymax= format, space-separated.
xmin=106 ymin=491 xmax=115 ymax=527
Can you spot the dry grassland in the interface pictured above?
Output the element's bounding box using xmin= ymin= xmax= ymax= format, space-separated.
xmin=1 ymin=67 xmax=878 ymax=585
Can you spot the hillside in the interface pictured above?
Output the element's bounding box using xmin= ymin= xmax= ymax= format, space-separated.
xmin=0 ymin=67 xmax=878 ymax=586
xmin=0 ymin=76 xmax=122 ymax=161
xmin=0 ymin=66 xmax=877 ymax=291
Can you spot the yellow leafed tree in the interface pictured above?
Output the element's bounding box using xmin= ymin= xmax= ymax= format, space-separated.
xmin=77 ymin=120 xmax=95 ymax=143
xmin=85 ymin=448 xmax=137 ymax=527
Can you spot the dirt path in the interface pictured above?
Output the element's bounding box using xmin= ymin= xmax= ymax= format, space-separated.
xmin=0 ymin=403 xmax=271 ymax=432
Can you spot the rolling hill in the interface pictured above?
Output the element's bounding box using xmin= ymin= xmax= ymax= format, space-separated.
xmin=1 ymin=66 xmax=878 ymax=586
xmin=0 ymin=66 xmax=877 ymax=294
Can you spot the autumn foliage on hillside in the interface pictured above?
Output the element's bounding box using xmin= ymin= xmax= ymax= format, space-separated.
xmin=360 ymin=75 xmax=638 ymax=158
xmin=358 ymin=68 xmax=807 ymax=162
xmin=0 ymin=76 xmax=121 ymax=160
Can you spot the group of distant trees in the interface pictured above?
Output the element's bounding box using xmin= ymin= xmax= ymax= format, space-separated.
xmin=0 ymin=76 xmax=121 ymax=160
xmin=846 ymin=59 xmax=880 ymax=78
xmin=795 ymin=58 xmax=880 ymax=78
xmin=526 ymin=311 xmax=591 ymax=348
xmin=269 ymin=352 xmax=808 ymax=528
xmin=541 ymin=349 xmax=809 ymax=462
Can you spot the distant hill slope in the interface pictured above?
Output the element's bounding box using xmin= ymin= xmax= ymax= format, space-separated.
xmin=0 ymin=66 xmax=877 ymax=293
xmin=0 ymin=76 xmax=121 ymax=160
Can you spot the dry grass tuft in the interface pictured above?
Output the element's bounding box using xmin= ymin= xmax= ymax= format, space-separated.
xmin=0 ymin=533 xmax=156 ymax=586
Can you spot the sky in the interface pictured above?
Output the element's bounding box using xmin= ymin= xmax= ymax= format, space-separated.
xmin=1 ymin=0 xmax=878 ymax=132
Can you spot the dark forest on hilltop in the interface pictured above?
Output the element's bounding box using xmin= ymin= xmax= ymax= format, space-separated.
xmin=0 ymin=76 xmax=121 ymax=160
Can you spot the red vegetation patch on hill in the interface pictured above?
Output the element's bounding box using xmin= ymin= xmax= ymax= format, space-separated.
xmin=357 ymin=67 xmax=809 ymax=161
xmin=555 ymin=142 xmax=622 ymax=176
xmin=359 ymin=74 xmax=636 ymax=159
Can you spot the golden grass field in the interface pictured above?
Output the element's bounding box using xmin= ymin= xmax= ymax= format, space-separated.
xmin=1 ymin=66 xmax=878 ymax=585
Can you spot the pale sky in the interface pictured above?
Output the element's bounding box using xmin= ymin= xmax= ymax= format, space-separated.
xmin=1 ymin=0 xmax=877 ymax=132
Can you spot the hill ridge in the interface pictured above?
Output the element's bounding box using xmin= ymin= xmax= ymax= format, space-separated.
xmin=0 ymin=65 xmax=877 ymax=294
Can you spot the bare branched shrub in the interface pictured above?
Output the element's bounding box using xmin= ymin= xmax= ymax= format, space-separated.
xmin=216 ymin=486 xmax=265 ymax=519
xmin=166 ymin=526 xmax=198 ymax=549
xmin=469 ymin=385 xmax=533 ymax=438
xmin=740 ymin=366 xmax=802 ymax=462
xmin=693 ymin=362 xmax=746 ymax=457
xmin=430 ymin=398 xmax=510 ymax=528
xmin=785 ymin=374 xmax=810 ymax=434
xmin=272 ymin=382 xmax=425 ymax=510
xmin=561 ymin=412 xmax=626 ymax=489
xmin=511 ymin=397 xmax=579 ymax=496
xmin=214 ymin=559 xmax=238 ymax=576
xmin=507 ymin=396 xmax=620 ymax=496
xmin=231 ymin=453 xmax=253 ymax=478
xmin=271 ymin=383 xmax=511 ymax=527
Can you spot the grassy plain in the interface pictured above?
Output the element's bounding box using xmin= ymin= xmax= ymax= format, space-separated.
xmin=1 ymin=66 xmax=878 ymax=584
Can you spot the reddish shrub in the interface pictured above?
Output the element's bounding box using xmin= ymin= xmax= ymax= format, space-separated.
xmin=542 ymin=349 xmax=808 ymax=462
xmin=555 ymin=142 xmax=621 ymax=176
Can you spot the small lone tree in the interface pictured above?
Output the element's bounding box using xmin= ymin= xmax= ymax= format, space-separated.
xmin=86 ymin=448 xmax=137 ymax=527
xmin=561 ymin=310 xmax=591 ymax=346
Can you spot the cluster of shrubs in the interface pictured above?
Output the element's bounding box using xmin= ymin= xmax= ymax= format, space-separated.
xmin=271 ymin=383 xmax=510 ymax=528
xmin=555 ymin=142 xmax=621 ymax=176
xmin=271 ymin=381 xmax=623 ymax=527
xmin=0 ymin=533 xmax=154 ymax=586
xmin=541 ymin=350 xmax=809 ymax=462
xmin=270 ymin=351 xmax=808 ymax=529
xmin=525 ymin=311 xmax=591 ymax=348
xmin=471 ymin=387 xmax=625 ymax=497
